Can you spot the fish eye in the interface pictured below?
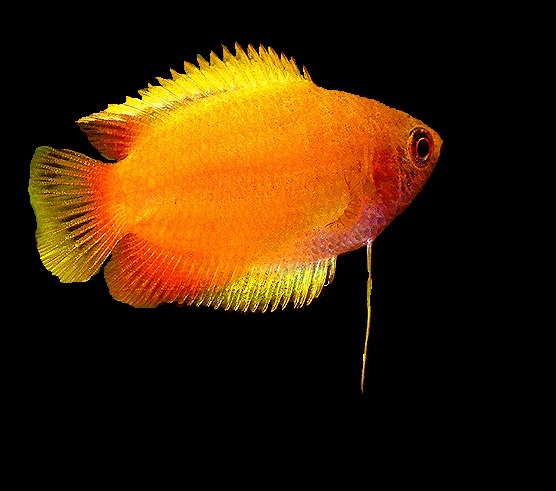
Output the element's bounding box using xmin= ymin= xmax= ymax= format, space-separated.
xmin=409 ymin=127 xmax=434 ymax=168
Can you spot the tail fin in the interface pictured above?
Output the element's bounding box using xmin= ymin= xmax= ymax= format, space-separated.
xmin=29 ymin=146 xmax=124 ymax=282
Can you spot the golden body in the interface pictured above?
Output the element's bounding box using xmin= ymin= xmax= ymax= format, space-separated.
xmin=30 ymin=44 xmax=441 ymax=317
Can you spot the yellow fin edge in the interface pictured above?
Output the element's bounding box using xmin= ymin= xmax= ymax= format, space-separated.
xmin=81 ymin=43 xmax=312 ymax=123
xmin=197 ymin=257 xmax=337 ymax=313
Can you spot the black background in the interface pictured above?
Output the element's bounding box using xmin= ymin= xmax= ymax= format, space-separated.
xmin=12 ymin=9 xmax=490 ymax=421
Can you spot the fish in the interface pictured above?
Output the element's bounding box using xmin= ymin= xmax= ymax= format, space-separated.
xmin=29 ymin=43 xmax=442 ymax=391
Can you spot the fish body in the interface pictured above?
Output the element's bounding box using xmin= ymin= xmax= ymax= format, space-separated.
xmin=29 ymin=44 xmax=442 ymax=313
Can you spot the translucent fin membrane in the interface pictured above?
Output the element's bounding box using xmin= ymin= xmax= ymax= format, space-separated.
xmin=77 ymin=43 xmax=312 ymax=160
xmin=29 ymin=146 xmax=123 ymax=282
xmin=199 ymin=257 xmax=337 ymax=313
xmin=105 ymin=233 xmax=336 ymax=311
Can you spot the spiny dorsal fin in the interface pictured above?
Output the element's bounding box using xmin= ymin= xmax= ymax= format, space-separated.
xmin=77 ymin=44 xmax=312 ymax=161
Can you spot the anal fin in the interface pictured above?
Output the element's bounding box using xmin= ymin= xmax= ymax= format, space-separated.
xmin=208 ymin=257 xmax=337 ymax=313
xmin=104 ymin=234 xmax=226 ymax=308
xmin=104 ymin=234 xmax=337 ymax=311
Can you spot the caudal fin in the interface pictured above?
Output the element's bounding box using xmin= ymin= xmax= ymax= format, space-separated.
xmin=29 ymin=146 xmax=124 ymax=282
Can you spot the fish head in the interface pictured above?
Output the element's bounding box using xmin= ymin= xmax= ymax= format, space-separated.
xmin=367 ymin=108 xmax=443 ymax=217
xmin=395 ymin=118 xmax=443 ymax=214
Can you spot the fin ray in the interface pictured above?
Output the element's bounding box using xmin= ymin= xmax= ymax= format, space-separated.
xmin=77 ymin=44 xmax=311 ymax=160
xmin=105 ymin=234 xmax=336 ymax=311
xmin=214 ymin=258 xmax=337 ymax=313
xmin=29 ymin=146 xmax=125 ymax=282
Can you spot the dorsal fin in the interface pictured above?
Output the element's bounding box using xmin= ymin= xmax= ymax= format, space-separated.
xmin=77 ymin=43 xmax=312 ymax=161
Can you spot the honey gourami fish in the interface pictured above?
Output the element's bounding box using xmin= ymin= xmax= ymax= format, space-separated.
xmin=29 ymin=44 xmax=442 ymax=391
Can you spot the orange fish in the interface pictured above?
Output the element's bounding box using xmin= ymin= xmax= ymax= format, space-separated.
xmin=29 ymin=44 xmax=442 ymax=390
